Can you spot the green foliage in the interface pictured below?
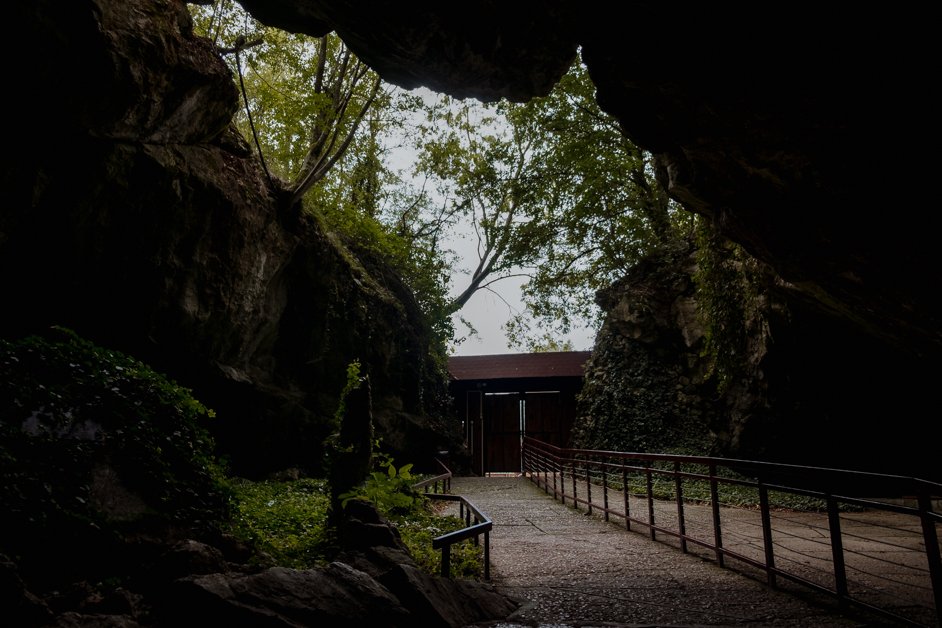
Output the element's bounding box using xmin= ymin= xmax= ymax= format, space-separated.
xmin=224 ymin=451 xmax=483 ymax=578
xmin=617 ymin=469 xmax=862 ymax=513
xmin=692 ymin=219 xmax=767 ymax=393
xmin=332 ymin=359 xmax=362 ymax=426
xmin=408 ymin=54 xmax=696 ymax=345
xmin=395 ymin=507 xmax=484 ymax=579
xmin=339 ymin=445 xmax=484 ymax=579
xmin=0 ymin=327 xmax=228 ymax=524
xmin=504 ymin=320 xmax=578 ymax=353
xmin=500 ymin=58 xmax=695 ymax=336
xmin=189 ymin=1 xmax=383 ymax=204
xmin=194 ymin=3 xmax=703 ymax=352
xmin=191 ymin=3 xmax=455 ymax=355
xmin=0 ymin=327 xmax=229 ymax=587
xmin=339 ymin=457 xmax=419 ymax=515
xmin=226 ymin=478 xmax=331 ymax=568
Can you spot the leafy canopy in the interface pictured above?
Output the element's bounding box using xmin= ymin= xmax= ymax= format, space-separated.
xmin=406 ymin=56 xmax=696 ymax=345
xmin=190 ymin=3 xmax=697 ymax=352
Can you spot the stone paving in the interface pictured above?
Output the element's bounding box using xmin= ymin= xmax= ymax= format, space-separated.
xmin=446 ymin=475 xmax=932 ymax=628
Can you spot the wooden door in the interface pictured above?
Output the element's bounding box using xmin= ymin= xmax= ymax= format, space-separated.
xmin=523 ymin=391 xmax=562 ymax=445
xmin=484 ymin=393 xmax=521 ymax=473
xmin=466 ymin=391 xmax=484 ymax=475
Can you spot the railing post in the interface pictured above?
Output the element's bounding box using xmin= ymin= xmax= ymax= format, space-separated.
xmin=674 ymin=461 xmax=687 ymax=554
xmin=586 ymin=460 xmax=593 ymax=515
xmin=710 ymin=463 xmax=724 ymax=567
xmin=917 ymin=491 xmax=942 ymax=625
xmin=572 ymin=457 xmax=579 ymax=511
xmin=441 ymin=545 xmax=451 ymax=578
xmin=560 ymin=454 xmax=567 ymax=506
xmin=553 ymin=454 xmax=559 ymax=502
xmin=484 ymin=530 xmax=491 ymax=580
xmin=543 ymin=450 xmax=549 ymax=494
xmin=758 ymin=482 xmax=777 ymax=587
xmin=524 ymin=445 xmax=530 ymax=482
xmin=602 ymin=461 xmax=610 ymax=522
xmin=623 ymin=465 xmax=630 ymax=531
xmin=646 ymin=462 xmax=656 ymax=540
xmin=826 ymin=494 xmax=848 ymax=601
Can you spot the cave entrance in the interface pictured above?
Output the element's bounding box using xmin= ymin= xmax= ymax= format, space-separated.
xmin=448 ymin=352 xmax=590 ymax=475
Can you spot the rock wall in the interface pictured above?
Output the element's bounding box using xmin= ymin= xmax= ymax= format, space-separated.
xmin=229 ymin=2 xmax=941 ymax=363
xmin=228 ymin=2 xmax=941 ymax=477
xmin=576 ymin=240 xmax=940 ymax=480
xmin=574 ymin=242 xmax=719 ymax=455
xmin=1 ymin=0 xmax=456 ymax=477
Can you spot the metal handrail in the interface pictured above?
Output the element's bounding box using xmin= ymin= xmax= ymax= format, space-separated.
xmin=411 ymin=458 xmax=453 ymax=494
xmin=411 ymin=458 xmax=492 ymax=580
xmin=523 ymin=436 xmax=941 ymax=627
xmin=427 ymin=493 xmax=492 ymax=580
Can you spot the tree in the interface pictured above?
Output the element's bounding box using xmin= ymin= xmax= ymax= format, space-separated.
xmin=190 ymin=1 xmax=383 ymax=206
xmin=189 ymin=7 xmax=696 ymax=352
xmin=189 ymin=2 xmax=461 ymax=354
xmin=406 ymin=55 xmax=696 ymax=344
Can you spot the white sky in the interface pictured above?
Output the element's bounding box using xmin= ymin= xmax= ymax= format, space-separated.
xmin=386 ymin=87 xmax=597 ymax=357
xmin=444 ymin=236 xmax=596 ymax=356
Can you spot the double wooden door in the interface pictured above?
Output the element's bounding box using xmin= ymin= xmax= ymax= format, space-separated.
xmin=467 ymin=391 xmax=569 ymax=475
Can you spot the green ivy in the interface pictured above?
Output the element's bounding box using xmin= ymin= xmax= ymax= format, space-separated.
xmin=395 ymin=508 xmax=484 ymax=579
xmin=332 ymin=359 xmax=363 ymax=426
xmin=0 ymin=327 xmax=230 ymax=589
xmin=692 ymin=220 xmax=766 ymax=394
xmin=226 ymin=478 xmax=331 ymax=568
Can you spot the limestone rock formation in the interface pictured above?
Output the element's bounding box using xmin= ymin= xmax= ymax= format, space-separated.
xmin=229 ymin=2 xmax=940 ymax=357
xmin=225 ymin=1 xmax=940 ymax=475
xmin=576 ymin=240 xmax=939 ymax=479
xmin=575 ymin=242 xmax=719 ymax=456
xmin=2 ymin=0 xmax=456 ymax=478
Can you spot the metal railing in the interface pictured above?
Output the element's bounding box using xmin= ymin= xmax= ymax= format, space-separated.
xmin=412 ymin=459 xmax=492 ymax=580
xmin=411 ymin=458 xmax=453 ymax=495
xmin=523 ymin=437 xmax=942 ymax=627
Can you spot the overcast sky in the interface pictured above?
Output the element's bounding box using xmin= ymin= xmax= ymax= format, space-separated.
xmin=444 ymin=238 xmax=596 ymax=356
xmin=387 ymin=87 xmax=597 ymax=357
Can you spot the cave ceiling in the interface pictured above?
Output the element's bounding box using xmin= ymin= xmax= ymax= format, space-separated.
xmin=234 ymin=1 xmax=940 ymax=360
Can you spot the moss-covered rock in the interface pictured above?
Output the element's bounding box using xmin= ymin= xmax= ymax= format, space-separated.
xmin=0 ymin=327 xmax=229 ymax=593
xmin=574 ymin=241 xmax=719 ymax=455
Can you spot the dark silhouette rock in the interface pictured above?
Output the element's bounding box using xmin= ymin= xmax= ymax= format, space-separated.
xmin=378 ymin=563 xmax=520 ymax=628
xmin=168 ymin=563 xmax=412 ymax=627
xmin=233 ymin=3 xmax=939 ymax=364
xmin=224 ymin=1 xmax=941 ymax=476
xmin=167 ymin=557 xmax=518 ymax=628
xmin=575 ymin=242 xmax=719 ymax=456
xmin=3 ymin=0 xmax=456 ymax=478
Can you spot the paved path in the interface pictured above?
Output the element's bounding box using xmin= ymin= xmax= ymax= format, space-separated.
xmin=448 ymin=476 xmax=917 ymax=627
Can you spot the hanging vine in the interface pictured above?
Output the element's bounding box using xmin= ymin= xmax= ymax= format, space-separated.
xmin=692 ymin=219 xmax=767 ymax=394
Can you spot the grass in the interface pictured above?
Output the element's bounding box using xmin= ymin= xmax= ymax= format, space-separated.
xmin=226 ymin=477 xmax=332 ymax=568
xmin=570 ymin=463 xmax=863 ymax=512
xmin=225 ymin=475 xmax=485 ymax=578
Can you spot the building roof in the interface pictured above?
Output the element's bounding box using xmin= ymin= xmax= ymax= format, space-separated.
xmin=448 ymin=351 xmax=592 ymax=381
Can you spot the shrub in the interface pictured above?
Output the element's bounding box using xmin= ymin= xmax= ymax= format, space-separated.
xmin=0 ymin=327 xmax=229 ymax=589
xmin=226 ymin=478 xmax=331 ymax=568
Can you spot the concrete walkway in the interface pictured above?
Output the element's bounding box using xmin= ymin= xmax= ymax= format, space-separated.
xmin=448 ymin=475 xmax=916 ymax=627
